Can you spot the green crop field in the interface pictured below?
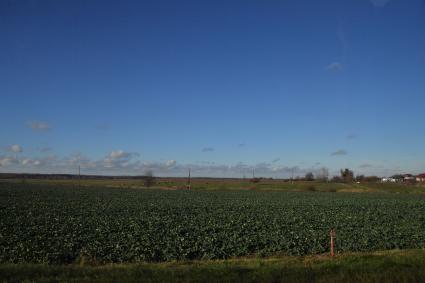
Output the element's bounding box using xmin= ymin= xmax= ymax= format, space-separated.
xmin=1 ymin=182 xmax=425 ymax=266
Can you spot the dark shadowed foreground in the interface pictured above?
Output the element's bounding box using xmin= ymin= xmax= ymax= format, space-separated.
xmin=2 ymin=250 xmax=425 ymax=283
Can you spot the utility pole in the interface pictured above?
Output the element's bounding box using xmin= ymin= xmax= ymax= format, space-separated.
xmin=291 ymin=167 xmax=294 ymax=184
xmin=187 ymin=168 xmax=191 ymax=190
xmin=252 ymin=168 xmax=255 ymax=179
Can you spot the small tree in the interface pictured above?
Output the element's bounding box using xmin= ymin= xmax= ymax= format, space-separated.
xmin=356 ymin=175 xmax=365 ymax=182
xmin=305 ymin=172 xmax=315 ymax=181
xmin=144 ymin=170 xmax=156 ymax=187
xmin=340 ymin=168 xmax=354 ymax=183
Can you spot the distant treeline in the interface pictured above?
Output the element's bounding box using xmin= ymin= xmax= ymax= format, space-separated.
xmin=0 ymin=173 xmax=148 ymax=180
xmin=0 ymin=173 xmax=257 ymax=181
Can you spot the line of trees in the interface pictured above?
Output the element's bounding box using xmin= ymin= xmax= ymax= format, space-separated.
xmin=301 ymin=168 xmax=380 ymax=183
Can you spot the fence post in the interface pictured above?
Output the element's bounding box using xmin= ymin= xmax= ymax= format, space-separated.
xmin=330 ymin=228 xmax=336 ymax=257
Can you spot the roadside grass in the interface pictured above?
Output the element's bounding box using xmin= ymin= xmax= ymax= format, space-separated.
xmin=2 ymin=249 xmax=425 ymax=283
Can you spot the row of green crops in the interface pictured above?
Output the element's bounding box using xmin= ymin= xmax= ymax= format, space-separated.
xmin=1 ymin=183 xmax=425 ymax=264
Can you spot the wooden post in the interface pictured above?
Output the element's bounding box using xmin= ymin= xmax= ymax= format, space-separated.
xmin=330 ymin=228 xmax=336 ymax=257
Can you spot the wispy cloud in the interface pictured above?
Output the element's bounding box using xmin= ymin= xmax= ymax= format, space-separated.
xmin=39 ymin=147 xmax=52 ymax=153
xmin=337 ymin=24 xmax=348 ymax=63
xmin=331 ymin=149 xmax=348 ymax=156
xmin=359 ymin=163 xmax=373 ymax=168
xmin=28 ymin=121 xmax=51 ymax=131
xmin=272 ymin=158 xmax=280 ymax=163
xmin=326 ymin=62 xmax=343 ymax=71
xmin=202 ymin=147 xmax=215 ymax=152
xmin=197 ymin=161 xmax=215 ymax=165
xmin=370 ymin=0 xmax=391 ymax=7
xmin=94 ymin=123 xmax=110 ymax=131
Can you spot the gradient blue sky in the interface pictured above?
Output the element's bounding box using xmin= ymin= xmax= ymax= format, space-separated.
xmin=1 ymin=0 xmax=425 ymax=177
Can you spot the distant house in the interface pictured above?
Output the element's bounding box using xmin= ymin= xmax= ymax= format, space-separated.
xmin=381 ymin=177 xmax=397 ymax=183
xmin=403 ymin=174 xmax=415 ymax=182
xmin=417 ymin=173 xmax=425 ymax=182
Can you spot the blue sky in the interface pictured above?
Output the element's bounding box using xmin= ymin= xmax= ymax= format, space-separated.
xmin=1 ymin=0 xmax=425 ymax=177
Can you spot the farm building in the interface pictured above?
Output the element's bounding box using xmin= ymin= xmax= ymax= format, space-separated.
xmin=403 ymin=174 xmax=415 ymax=182
xmin=417 ymin=173 xmax=425 ymax=182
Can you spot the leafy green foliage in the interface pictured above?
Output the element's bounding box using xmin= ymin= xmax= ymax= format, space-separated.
xmin=1 ymin=183 xmax=425 ymax=264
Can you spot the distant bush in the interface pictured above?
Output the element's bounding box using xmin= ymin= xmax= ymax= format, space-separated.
xmin=305 ymin=172 xmax=315 ymax=181
xmin=250 ymin=178 xmax=262 ymax=183
xmin=356 ymin=175 xmax=380 ymax=183
xmin=305 ymin=185 xmax=316 ymax=192
xmin=364 ymin=176 xmax=380 ymax=183
xmin=144 ymin=171 xmax=156 ymax=188
xmin=331 ymin=176 xmax=343 ymax=183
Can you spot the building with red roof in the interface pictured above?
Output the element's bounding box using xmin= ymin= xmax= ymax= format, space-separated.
xmin=416 ymin=173 xmax=425 ymax=182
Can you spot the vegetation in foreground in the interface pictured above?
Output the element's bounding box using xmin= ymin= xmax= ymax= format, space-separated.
xmin=2 ymin=183 xmax=425 ymax=264
xmin=2 ymin=249 xmax=425 ymax=283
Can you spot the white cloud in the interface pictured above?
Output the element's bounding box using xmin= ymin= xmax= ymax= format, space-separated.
xmin=103 ymin=150 xmax=139 ymax=169
xmin=8 ymin=144 xmax=23 ymax=153
xmin=165 ymin=160 xmax=177 ymax=167
xmin=21 ymin=159 xmax=42 ymax=166
xmin=0 ymin=156 xmax=18 ymax=167
xmin=68 ymin=153 xmax=90 ymax=166
xmin=326 ymin=62 xmax=343 ymax=71
xmin=108 ymin=150 xmax=132 ymax=159
xmin=21 ymin=159 xmax=31 ymax=166
xmin=28 ymin=121 xmax=51 ymax=131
